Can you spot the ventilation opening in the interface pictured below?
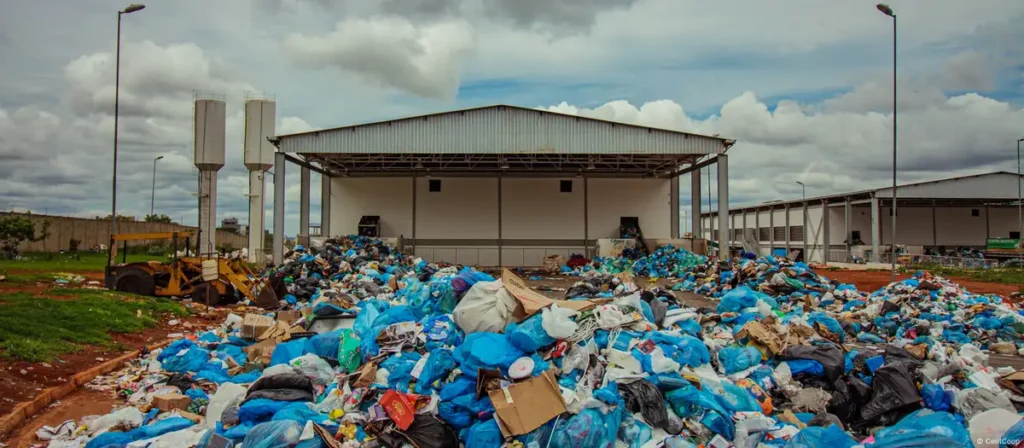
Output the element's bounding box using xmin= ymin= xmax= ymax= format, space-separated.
xmin=560 ymin=180 xmax=573 ymax=193
xmin=428 ymin=179 xmax=441 ymax=192
xmin=971 ymin=209 xmax=980 ymax=217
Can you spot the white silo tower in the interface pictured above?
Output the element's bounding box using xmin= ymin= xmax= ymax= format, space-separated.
xmin=193 ymin=94 xmax=227 ymax=256
xmin=243 ymin=94 xmax=276 ymax=263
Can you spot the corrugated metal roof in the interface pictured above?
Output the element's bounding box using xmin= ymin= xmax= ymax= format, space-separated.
xmin=277 ymin=104 xmax=733 ymax=155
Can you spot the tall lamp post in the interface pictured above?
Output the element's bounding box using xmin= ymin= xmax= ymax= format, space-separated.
xmin=110 ymin=3 xmax=145 ymax=243
xmin=150 ymin=155 xmax=163 ymax=216
xmin=795 ymin=181 xmax=806 ymax=201
xmin=876 ymin=3 xmax=897 ymax=281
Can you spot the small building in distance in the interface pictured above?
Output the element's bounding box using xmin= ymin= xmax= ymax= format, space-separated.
xmin=220 ymin=217 xmax=240 ymax=233
xmin=701 ymin=171 xmax=1024 ymax=263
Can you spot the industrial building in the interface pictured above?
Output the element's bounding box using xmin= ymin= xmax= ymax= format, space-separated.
xmin=271 ymin=105 xmax=735 ymax=266
xmin=699 ymin=171 xmax=1024 ymax=263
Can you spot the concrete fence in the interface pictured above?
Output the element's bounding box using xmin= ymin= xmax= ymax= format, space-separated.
xmin=1 ymin=212 xmax=247 ymax=252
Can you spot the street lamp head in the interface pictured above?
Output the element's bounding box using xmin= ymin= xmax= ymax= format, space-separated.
xmin=155 ymin=155 xmax=164 ymax=160
xmin=796 ymin=181 xmax=805 ymax=186
xmin=122 ymin=4 xmax=145 ymax=14
xmin=876 ymin=3 xmax=895 ymax=17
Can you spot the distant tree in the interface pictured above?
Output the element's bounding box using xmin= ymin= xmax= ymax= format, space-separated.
xmin=144 ymin=214 xmax=173 ymax=223
xmin=0 ymin=216 xmax=51 ymax=257
xmin=96 ymin=214 xmax=135 ymax=222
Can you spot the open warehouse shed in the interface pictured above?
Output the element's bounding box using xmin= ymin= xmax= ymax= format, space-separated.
xmin=271 ymin=105 xmax=735 ymax=266
xmin=701 ymin=171 xmax=1024 ymax=263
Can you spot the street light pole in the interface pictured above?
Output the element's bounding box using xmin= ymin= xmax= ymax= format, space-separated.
xmin=110 ymin=3 xmax=145 ymax=246
xmin=150 ymin=155 xmax=163 ymax=216
xmin=796 ymin=181 xmax=806 ymax=201
xmin=877 ymin=3 xmax=897 ymax=281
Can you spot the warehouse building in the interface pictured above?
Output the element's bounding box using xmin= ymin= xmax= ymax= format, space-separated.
xmin=700 ymin=171 xmax=1024 ymax=263
xmin=271 ymin=105 xmax=735 ymax=266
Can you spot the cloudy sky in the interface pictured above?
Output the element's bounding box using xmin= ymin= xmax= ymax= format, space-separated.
xmin=2 ymin=0 xmax=1023 ymax=236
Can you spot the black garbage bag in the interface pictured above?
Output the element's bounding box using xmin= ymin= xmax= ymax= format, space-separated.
xmin=248 ymin=373 xmax=314 ymax=395
xmin=858 ymin=363 xmax=921 ymax=424
xmin=618 ymin=380 xmax=669 ymax=429
xmin=780 ymin=345 xmax=845 ymax=382
xmin=166 ymin=373 xmax=196 ymax=393
xmin=883 ymin=345 xmax=923 ymax=370
xmin=640 ymin=292 xmax=668 ymax=328
xmin=826 ymin=375 xmax=870 ymax=422
xmin=808 ymin=413 xmax=844 ymax=430
xmin=378 ymin=415 xmax=459 ymax=448
xmin=244 ymin=388 xmax=315 ymax=403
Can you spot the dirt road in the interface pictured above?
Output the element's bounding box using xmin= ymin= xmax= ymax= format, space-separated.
xmin=823 ymin=269 xmax=1020 ymax=297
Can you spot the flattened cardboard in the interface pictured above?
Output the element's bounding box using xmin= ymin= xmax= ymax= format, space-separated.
xmin=152 ymin=393 xmax=191 ymax=412
xmin=488 ymin=370 xmax=567 ymax=437
xmin=736 ymin=321 xmax=783 ymax=356
xmin=258 ymin=320 xmax=294 ymax=342
xmin=276 ymin=310 xmax=301 ymax=324
xmin=1002 ymin=371 xmax=1024 ymax=382
xmin=502 ymin=269 xmax=595 ymax=316
xmin=243 ymin=339 xmax=278 ymax=363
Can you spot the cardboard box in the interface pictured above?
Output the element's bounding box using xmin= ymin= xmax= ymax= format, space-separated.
xmin=152 ymin=393 xmax=192 ymax=412
xmin=243 ymin=339 xmax=278 ymax=364
xmin=488 ymin=370 xmax=567 ymax=437
xmin=276 ymin=310 xmax=302 ymax=324
xmin=240 ymin=314 xmax=274 ymax=340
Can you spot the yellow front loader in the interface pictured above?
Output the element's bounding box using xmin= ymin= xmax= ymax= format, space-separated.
xmin=104 ymin=231 xmax=279 ymax=307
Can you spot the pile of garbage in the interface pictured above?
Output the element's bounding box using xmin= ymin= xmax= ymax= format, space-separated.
xmin=36 ymin=237 xmax=1024 ymax=448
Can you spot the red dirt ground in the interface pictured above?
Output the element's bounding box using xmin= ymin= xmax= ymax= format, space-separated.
xmin=3 ymin=389 xmax=120 ymax=448
xmin=823 ymin=269 xmax=1021 ymax=297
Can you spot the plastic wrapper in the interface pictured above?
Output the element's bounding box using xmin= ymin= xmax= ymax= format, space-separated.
xmin=717 ymin=346 xmax=763 ymax=374
xmin=452 ymin=280 xmax=519 ymax=334
xmin=870 ymin=409 xmax=972 ymax=448
xmin=241 ymin=420 xmax=303 ymax=448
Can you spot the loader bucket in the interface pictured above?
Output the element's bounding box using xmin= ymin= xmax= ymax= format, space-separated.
xmin=253 ymin=278 xmax=281 ymax=309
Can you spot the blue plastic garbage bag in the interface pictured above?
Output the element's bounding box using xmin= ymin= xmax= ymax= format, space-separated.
xmin=439 ymin=377 xmax=476 ymax=401
xmin=353 ymin=300 xmax=389 ymax=336
xmin=619 ymin=414 xmax=653 ymax=448
xmin=416 ymin=349 xmax=458 ymax=394
xmin=304 ymin=329 xmax=344 ymax=361
xmin=239 ymin=398 xmax=293 ymax=424
xmin=807 ymin=313 xmax=844 ymax=341
xmin=221 ymin=422 xmax=255 ymax=440
xmin=421 ymin=315 xmax=463 ymax=350
xmin=920 ymin=384 xmax=952 ymax=412
xmin=717 ymin=286 xmax=758 ymax=313
xmin=714 ymin=381 xmax=762 ymax=413
xmin=1000 ymin=418 xmax=1024 ymax=448
xmin=784 ymin=424 xmax=857 ymax=448
xmin=717 ymin=346 xmax=763 ymax=374
xmin=85 ymin=431 xmax=134 ymax=448
xmin=973 ymin=316 xmax=1003 ymax=330
xmin=870 ymin=410 xmax=971 ymax=448
xmin=215 ymin=344 xmax=248 ymax=366
xmin=454 ymin=332 xmax=526 ymax=378
xmin=273 ymin=402 xmax=331 ymax=425
xmin=551 ymin=408 xmax=619 ymax=448
xmin=438 ymin=400 xmax=474 ymax=429
xmin=403 ymin=280 xmax=433 ymax=315
xmin=158 ymin=340 xmax=210 ymax=373
xmin=129 ymin=417 xmax=194 ymax=440
xmin=186 ymin=387 xmax=210 ymax=402
xmin=701 ymin=411 xmax=734 ymax=440
xmin=858 ymin=333 xmax=885 ymax=344
xmin=507 ymin=316 xmax=556 ymax=352
xmin=466 ymin=419 xmax=503 ymax=448
xmin=676 ymin=319 xmax=703 ymax=337
xmin=942 ymin=330 xmax=972 ymax=345
xmin=380 ymin=351 xmax=422 ymax=392
xmin=664 ymin=384 xmax=730 ymax=418
xmin=648 ymin=333 xmax=710 ymax=367
xmin=430 ymin=280 xmax=458 ymax=315
xmin=198 ymin=331 xmax=220 ymax=344
xmin=785 ymin=359 xmax=825 ymax=377
xmin=242 ymin=421 xmax=303 ymax=448
xmin=270 ymin=339 xmax=305 ymax=367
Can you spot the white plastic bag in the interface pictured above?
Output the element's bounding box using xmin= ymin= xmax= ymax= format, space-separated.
xmin=541 ymin=304 xmax=579 ymax=339
xmin=452 ymin=280 xmax=519 ymax=334
xmin=205 ymin=382 xmax=246 ymax=428
xmin=969 ymin=408 xmax=1022 ymax=448
xmin=90 ymin=407 xmax=145 ymax=435
xmin=290 ymin=354 xmax=337 ymax=385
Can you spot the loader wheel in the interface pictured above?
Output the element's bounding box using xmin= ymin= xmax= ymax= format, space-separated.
xmin=194 ymin=282 xmax=221 ymax=307
xmin=114 ymin=268 xmax=156 ymax=296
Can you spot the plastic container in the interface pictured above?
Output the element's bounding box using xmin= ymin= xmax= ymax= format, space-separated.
xmin=202 ymin=260 xmax=219 ymax=281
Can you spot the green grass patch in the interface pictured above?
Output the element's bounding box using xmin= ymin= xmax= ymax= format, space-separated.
xmin=0 ymin=289 xmax=187 ymax=362
xmin=0 ymin=251 xmax=170 ymax=273
xmin=912 ymin=263 xmax=1024 ymax=286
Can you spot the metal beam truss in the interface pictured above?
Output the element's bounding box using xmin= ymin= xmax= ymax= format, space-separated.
xmin=300 ymin=153 xmax=703 ymax=178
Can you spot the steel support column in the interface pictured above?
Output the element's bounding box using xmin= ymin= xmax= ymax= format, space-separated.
xmin=320 ymin=174 xmax=331 ymax=238
xmin=784 ymin=205 xmax=791 ymax=253
xmin=802 ymin=201 xmax=809 ymax=258
xmin=497 ymin=175 xmax=503 ymax=266
xmin=273 ymin=152 xmax=286 ymax=264
xmin=822 ymin=202 xmax=830 ymax=264
xmin=691 ymin=168 xmax=701 ymax=239
xmin=870 ymin=197 xmax=881 ymax=262
xmin=411 ymin=177 xmax=417 ymax=254
xmin=670 ymin=175 xmax=680 ymax=238
xmin=717 ymin=154 xmax=729 ymax=257
xmin=986 ymin=206 xmax=991 ymax=241
xmin=769 ymin=209 xmax=775 ymax=255
xmin=299 ymin=166 xmax=310 ymax=239
xmin=932 ymin=200 xmax=938 ymax=248
xmin=755 ymin=209 xmax=761 ymax=256
xmin=584 ymin=176 xmax=589 ymax=257
xmin=845 ymin=199 xmax=853 ymax=261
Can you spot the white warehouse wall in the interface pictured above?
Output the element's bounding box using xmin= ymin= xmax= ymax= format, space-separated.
xmin=331 ymin=178 xmax=413 ymax=238
xmin=588 ymin=179 xmax=671 ymax=239
xmin=502 ymin=178 xmax=584 ymax=240
xmin=415 ymin=178 xmax=499 ymax=239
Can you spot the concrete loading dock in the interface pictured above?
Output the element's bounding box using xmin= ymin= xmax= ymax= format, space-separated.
xmin=271 ymin=105 xmax=735 ymax=266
